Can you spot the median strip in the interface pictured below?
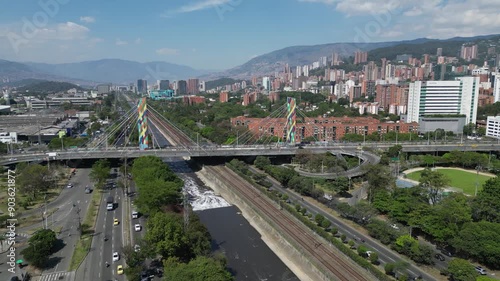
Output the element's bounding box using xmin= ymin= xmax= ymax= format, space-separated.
xmin=69 ymin=189 xmax=102 ymax=271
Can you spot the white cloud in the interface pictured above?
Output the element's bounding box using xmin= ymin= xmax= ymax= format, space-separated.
xmin=0 ymin=21 xmax=97 ymax=63
xmin=403 ymin=7 xmax=422 ymax=16
xmin=299 ymin=0 xmax=500 ymax=39
xmin=80 ymin=16 xmax=96 ymax=23
xmin=135 ymin=38 xmax=142 ymax=44
xmin=115 ymin=39 xmax=128 ymax=46
xmin=162 ymin=0 xmax=233 ymax=17
xmin=156 ymin=48 xmax=179 ymax=55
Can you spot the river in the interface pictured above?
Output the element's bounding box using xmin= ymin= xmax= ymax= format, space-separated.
xmin=167 ymin=159 xmax=299 ymax=281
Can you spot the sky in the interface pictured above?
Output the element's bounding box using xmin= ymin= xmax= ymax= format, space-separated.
xmin=0 ymin=0 xmax=499 ymax=70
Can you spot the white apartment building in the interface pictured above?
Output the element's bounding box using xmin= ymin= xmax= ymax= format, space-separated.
xmin=407 ymin=77 xmax=479 ymax=124
xmin=486 ymin=116 xmax=500 ymax=139
xmin=493 ymin=74 xmax=500 ymax=103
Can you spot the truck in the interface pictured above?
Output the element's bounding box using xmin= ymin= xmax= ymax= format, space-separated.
xmin=106 ymin=196 xmax=114 ymax=211
xmin=47 ymin=152 xmax=57 ymax=157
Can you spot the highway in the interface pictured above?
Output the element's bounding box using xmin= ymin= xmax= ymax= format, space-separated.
xmin=77 ymin=173 xmax=125 ymax=281
xmin=1 ymin=141 xmax=499 ymax=166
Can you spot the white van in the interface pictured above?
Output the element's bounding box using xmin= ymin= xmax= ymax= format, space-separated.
xmin=132 ymin=211 xmax=139 ymax=219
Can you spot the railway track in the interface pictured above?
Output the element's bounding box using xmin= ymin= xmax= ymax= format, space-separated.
xmin=207 ymin=165 xmax=372 ymax=281
xmin=148 ymin=110 xmax=194 ymax=146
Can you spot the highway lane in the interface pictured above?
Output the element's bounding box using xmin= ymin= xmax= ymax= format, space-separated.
xmin=249 ymin=166 xmax=437 ymax=281
xmin=80 ymin=176 xmax=125 ymax=281
xmin=102 ymin=180 xmax=125 ymax=281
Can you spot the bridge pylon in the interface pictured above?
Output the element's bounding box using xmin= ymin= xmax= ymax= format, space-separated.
xmin=286 ymin=97 xmax=296 ymax=145
xmin=137 ymin=98 xmax=149 ymax=150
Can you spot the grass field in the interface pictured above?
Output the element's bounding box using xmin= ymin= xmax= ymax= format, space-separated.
xmin=406 ymin=169 xmax=494 ymax=195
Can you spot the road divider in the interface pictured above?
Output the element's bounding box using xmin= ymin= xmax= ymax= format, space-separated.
xmin=69 ymin=189 xmax=102 ymax=271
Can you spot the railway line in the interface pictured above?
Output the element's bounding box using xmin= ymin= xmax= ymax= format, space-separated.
xmin=148 ymin=110 xmax=194 ymax=147
xmin=206 ymin=165 xmax=372 ymax=281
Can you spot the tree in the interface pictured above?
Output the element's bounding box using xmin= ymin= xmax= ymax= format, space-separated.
xmin=447 ymin=258 xmax=478 ymax=281
xmin=384 ymin=263 xmax=396 ymax=275
xmin=20 ymin=229 xmax=58 ymax=268
xmin=387 ymin=145 xmax=403 ymax=158
xmin=472 ymin=177 xmax=500 ymax=223
xmin=145 ymin=212 xmax=191 ymax=260
xmin=364 ymin=164 xmax=394 ymax=202
xmin=314 ymin=214 xmax=325 ymax=225
xmin=163 ymin=256 xmax=233 ymax=281
xmin=17 ymin=164 xmax=52 ymax=200
xmin=89 ymin=159 xmax=111 ymax=189
xmin=369 ymin=252 xmax=379 ymax=264
xmin=420 ymin=193 xmax=472 ymax=244
xmin=452 ymin=221 xmax=500 ymax=269
xmin=254 ymin=156 xmax=271 ymax=170
xmin=321 ymin=219 xmax=331 ymax=229
xmin=419 ymin=168 xmax=449 ymax=205
xmin=328 ymin=176 xmax=350 ymax=194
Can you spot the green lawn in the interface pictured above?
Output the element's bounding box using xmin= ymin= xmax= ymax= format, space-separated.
xmin=406 ymin=169 xmax=494 ymax=195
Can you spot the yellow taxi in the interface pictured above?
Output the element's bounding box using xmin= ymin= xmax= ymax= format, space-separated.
xmin=117 ymin=265 xmax=124 ymax=275
xmin=113 ymin=218 xmax=119 ymax=226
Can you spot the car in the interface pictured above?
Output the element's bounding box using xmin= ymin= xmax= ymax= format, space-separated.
xmin=134 ymin=224 xmax=142 ymax=231
xmin=10 ymin=277 xmax=20 ymax=281
xmin=434 ymin=253 xmax=445 ymax=261
xmin=132 ymin=211 xmax=139 ymax=219
xmin=475 ymin=266 xmax=487 ymax=275
xmin=117 ymin=265 xmax=124 ymax=275
xmin=365 ymin=250 xmax=374 ymax=257
xmin=134 ymin=244 xmax=141 ymax=252
xmin=66 ymin=183 xmax=73 ymax=188
xmin=114 ymin=219 xmax=119 ymax=226
xmin=85 ymin=188 xmax=92 ymax=194
xmin=8 ymin=158 xmax=17 ymax=161
xmin=112 ymin=252 xmax=120 ymax=262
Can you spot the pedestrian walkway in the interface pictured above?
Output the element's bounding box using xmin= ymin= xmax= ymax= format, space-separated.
xmin=33 ymin=271 xmax=75 ymax=281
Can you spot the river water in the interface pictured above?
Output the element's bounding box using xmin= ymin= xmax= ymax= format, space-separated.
xmin=167 ymin=159 xmax=299 ymax=281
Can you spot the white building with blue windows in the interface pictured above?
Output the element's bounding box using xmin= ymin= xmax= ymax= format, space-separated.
xmin=407 ymin=77 xmax=480 ymax=124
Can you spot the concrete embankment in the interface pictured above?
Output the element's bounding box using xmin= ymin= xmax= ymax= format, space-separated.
xmin=196 ymin=167 xmax=328 ymax=281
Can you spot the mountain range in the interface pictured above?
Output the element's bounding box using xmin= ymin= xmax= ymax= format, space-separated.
xmin=1 ymin=34 xmax=498 ymax=87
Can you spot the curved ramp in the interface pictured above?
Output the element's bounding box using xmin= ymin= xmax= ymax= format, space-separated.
xmin=295 ymin=150 xmax=380 ymax=179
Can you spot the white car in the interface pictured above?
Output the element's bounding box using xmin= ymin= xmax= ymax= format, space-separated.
xmin=112 ymin=252 xmax=120 ymax=262
xmin=134 ymin=224 xmax=142 ymax=232
xmin=134 ymin=244 xmax=141 ymax=252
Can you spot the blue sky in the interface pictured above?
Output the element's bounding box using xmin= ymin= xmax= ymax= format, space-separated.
xmin=0 ymin=0 xmax=499 ymax=70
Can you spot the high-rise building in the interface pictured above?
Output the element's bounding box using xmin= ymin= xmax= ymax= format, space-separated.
xmin=461 ymin=45 xmax=478 ymax=61
xmin=354 ymin=51 xmax=368 ymax=64
xmin=332 ymin=53 xmax=340 ymax=66
xmin=493 ymin=74 xmax=500 ymax=103
xmin=363 ymin=61 xmax=378 ymax=81
xmin=320 ymin=56 xmax=328 ymax=67
xmin=159 ymin=80 xmax=170 ymax=90
xmin=436 ymin=48 xmax=443 ymax=56
xmin=187 ymin=78 xmax=199 ymax=95
xmin=199 ymin=81 xmax=206 ymax=92
xmin=486 ymin=116 xmax=500 ymax=139
xmin=220 ymin=92 xmax=229 ymax=103
xmin=177 ymin=80 xmax=187 ymax=95
xmin=407 ymin=77 xmax=480 ymax=124
xmin=137 ymin=79 xmax=148 ymax=94
xmin=295 ymin=66 xmax=302 ymax=78
xmin=423 ymin=54 xmax=430 ymax=65
xmin=303 ymin=65 xmax=309 ymax=77
xmin=262 ymin=77 xmax=271 ymax=91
